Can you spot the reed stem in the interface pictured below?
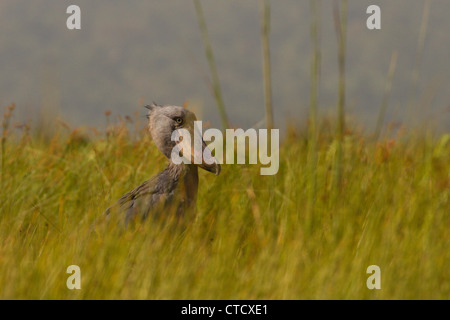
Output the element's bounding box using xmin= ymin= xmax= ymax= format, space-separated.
xmin=260 ymin=0 xmax=274 ymax=131
xmin=374 ymin=51 xmax=398 ymax=142
xmin=333 ymin=0 xmax=348 ymax=191
xmin=307 ymin=0 xmax=321 ymax=220
xmin=193 ymin=0 xmax=230 ymax=130
xmin=409 ymin=0 xmax=431 ymax=122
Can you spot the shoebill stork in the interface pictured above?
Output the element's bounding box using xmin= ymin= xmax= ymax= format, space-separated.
xmin=105 ymin=103 xmax=220 ymax=225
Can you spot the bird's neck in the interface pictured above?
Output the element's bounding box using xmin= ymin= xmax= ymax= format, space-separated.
xmin=183 ymin=164 xmax=199 ymax=206
xmin=167 ymin=162 xmax=199 ymax=207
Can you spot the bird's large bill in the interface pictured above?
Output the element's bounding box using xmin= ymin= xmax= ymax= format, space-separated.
xmin=171 ymin=127 xmax=221 ymax=175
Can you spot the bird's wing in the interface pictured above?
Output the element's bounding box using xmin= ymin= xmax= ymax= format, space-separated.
xmin=105 ymin=175 xmax=165 ymax=225
xmin=116 ymin=179 xmax=159 ymax=206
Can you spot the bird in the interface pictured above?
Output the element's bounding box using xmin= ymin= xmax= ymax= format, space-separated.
xmin=105 ymin=103 xmax=220 ymax=225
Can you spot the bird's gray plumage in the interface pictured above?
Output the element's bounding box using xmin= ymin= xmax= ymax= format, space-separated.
xmin=104 ymin=103 xmax=220 ymax=225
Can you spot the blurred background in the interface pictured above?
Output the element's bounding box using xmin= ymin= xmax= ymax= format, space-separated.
xmin=0 ymin=0 xmax=449 ymax=134
xmin=0 ymin=1 xmax=448 ymax=300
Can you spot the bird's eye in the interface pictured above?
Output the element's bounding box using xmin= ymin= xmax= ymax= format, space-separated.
xmin=175 ymin=117 xmax=183 ymax=124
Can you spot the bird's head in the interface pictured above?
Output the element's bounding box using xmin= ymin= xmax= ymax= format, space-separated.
xmin=145 ymin=103 xmax=220 ymax=175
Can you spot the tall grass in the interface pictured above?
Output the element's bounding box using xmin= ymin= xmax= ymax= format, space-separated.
xmin=0 ymin=110 xmax=448 ymax=299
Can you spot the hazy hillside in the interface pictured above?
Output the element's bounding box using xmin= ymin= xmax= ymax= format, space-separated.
xmin=0 ymin=0 xmax=449 ymax=132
